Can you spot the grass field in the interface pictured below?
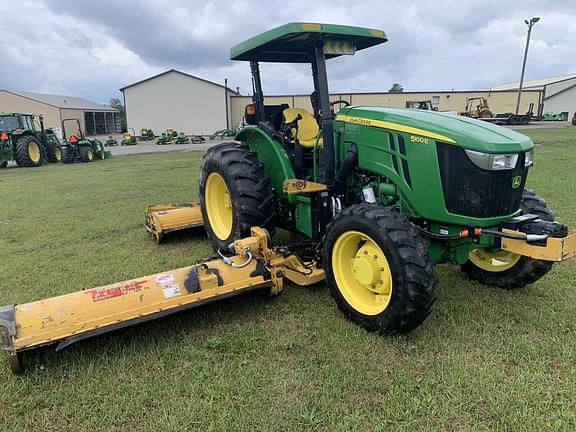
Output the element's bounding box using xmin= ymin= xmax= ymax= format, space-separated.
xmin=1 ymin=129 xmax=575 ymax=431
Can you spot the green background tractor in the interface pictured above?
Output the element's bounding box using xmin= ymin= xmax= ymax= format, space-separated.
xmin=60 ymin=119 xmax=108 ymax=163
xmin=174 ymin=132 xmax=190 ymax=144
xmin=197 ymin=23 xmax=572 ymax=335
xmin=121 ymin=128 xmax=138 ymax=146
xmin=105 ymin=135 xmax=118 ymax=146
xmin=0 ymin=112 xmax=62 ymax=168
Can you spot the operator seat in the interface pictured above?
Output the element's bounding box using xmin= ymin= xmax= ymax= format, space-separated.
xmin=282 ymin=108 xmax=322 ymax=148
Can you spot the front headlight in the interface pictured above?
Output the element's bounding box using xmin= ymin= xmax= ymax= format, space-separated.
xmin=465 ymin=150 xmax=519 ymax=171
xmin=524 ymin=150 xmax=534 ymax=167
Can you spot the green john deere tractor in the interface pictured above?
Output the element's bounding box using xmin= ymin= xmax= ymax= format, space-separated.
xmin=61 ymin=119 xmax=108 ymax=163
xmin=198 ymin=23 xmax=575 ymax=334
xmin=174 ymin=132 xmax=190 ymax=144
xmin=0 ymin=112 xmax=62 ymax=168
xmin=121 ymin=128 xmax=138 ymax=146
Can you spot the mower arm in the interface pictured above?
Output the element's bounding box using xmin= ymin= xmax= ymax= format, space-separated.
xmin=500 ymin=229 xmax=576 ymax=261
xmin=0 ymin=227 xmax=324 ymax=374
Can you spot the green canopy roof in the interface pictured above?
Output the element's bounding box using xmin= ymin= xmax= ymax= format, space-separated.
xmin=230 ymin=22 xmax=387 ymax=63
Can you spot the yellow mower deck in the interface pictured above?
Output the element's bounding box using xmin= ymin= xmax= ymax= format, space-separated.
xmin=0 ymin=227 xmax=324 ymax=373
xmin=145 ymin=203 xmax=203 ymax=242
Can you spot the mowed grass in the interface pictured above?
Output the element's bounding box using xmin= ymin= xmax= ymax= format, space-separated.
xmin=1 ymin=129 xmax=575 ymax=431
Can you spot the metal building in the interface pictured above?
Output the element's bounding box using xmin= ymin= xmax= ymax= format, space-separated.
xmin=120 ymin=69 xmax=238 ymax=135
xmin=491 ymin=73 xmax=576 ymax=120
xmin=0 ymin=90 xmax=120 ymax=136
xmin=230 ymin=89 xmax=542 ymax=130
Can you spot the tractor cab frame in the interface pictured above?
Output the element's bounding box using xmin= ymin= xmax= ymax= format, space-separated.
xmin=232 ymin=23 xmax=387 ymax=186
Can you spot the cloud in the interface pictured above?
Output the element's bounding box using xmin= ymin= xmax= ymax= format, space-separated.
xmin=1 ymin=0 xmax=575 ymax=102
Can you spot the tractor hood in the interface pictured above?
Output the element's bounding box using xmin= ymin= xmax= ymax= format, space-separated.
xmin=336 ymin=106 xmax=534 ymax=153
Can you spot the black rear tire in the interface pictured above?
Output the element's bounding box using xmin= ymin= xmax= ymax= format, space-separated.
xmin=199 ymin=142 xmax=276 ymax=251
xmin=61 ymin=147 xmax=74 ymax=164
xmin=15 ymin=135 xmax=43 ymax=167
xmin=323 ymin=203 xmax=437 ymax=335
xmin=461 ymin=189 xmax=555 ymax=289
xmin=44 ymin=136 xmax=62 ymax=163
xmin=0 ymin=161 xmax=7 ymax=169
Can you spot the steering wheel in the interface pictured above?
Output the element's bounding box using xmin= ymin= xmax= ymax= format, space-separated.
xmin=330 ymin=100 xmax=350 ymax=109
xmin=329 ymin=100 xmax=350 ymax=114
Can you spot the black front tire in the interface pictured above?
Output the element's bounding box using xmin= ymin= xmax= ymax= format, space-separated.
xmin=323 ymin=204 xmax=437 ymax=335
xmin=199 ymin=142 xmax=276 ymax=251
xmin=79 ymin=146 xmax=94 ymax=162
xmin=461 ymin=189 xmax=555 ymax=289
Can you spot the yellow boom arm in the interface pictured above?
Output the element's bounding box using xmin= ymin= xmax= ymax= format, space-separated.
xmin=0 ymin=227 xmax=324 ymax=373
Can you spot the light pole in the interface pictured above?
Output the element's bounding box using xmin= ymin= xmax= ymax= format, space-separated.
xmin=515 ymin=17 xmax=540 ymax=115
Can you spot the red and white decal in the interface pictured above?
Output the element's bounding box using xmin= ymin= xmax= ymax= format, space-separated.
xmin=85 ymin=280 xmax=148 ymax=302
xmin=155 ymin=273 xmax=175 ymax=285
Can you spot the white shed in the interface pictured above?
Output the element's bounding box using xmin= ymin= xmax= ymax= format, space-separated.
xmin=120 ymin=69 xmax=238 ymax=136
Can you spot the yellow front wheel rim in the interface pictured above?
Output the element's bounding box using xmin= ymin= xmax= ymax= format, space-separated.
xmin=468 ymin=248 xmax=521 ymax=272
xmin=205 ymin=172 xmax=233 ymax=240
xmin=28 ymin=142 xmax=41 ymax=163
xmin=54 ymin=147 xmax=62 ymax=161
xmin=332 ymin=231 xmax=393 ymax=316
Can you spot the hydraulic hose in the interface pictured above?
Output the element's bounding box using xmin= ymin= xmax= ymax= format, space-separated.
xmin=218 ymin=249 xmax=254 ymax=268
xmin=331 ymin=144 xmax=358 ymax=193
xmin=419 ymin=227 xmax=548 ymax=242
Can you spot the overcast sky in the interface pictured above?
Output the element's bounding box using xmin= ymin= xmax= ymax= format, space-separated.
xmin=1 ymin=0 xmax=575 ymax=104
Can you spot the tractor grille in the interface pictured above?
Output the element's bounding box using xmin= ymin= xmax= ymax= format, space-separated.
xmin=436 ymin=142 xmax=528 ymax=218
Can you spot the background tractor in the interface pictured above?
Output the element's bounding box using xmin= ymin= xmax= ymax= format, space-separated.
xmin=197 ymin=23 xmax=574 ymax=335
xmin=121 ymin=128 xmax=138 ymax=146
xmin=156 ymin=132 xmax=171 ymax=145
xmin=104 ymin=135 xmax=118 ymax=146
xmin=0 ymin=112 xmax=62 ymax=168
xmin=139 ymin=128 xmax=154 ymax=141
xmin=60 ymin=119 xmax=108 ymax=163
xmin=174 ymin=132 xmax=190 ymax=144
xmin=459 ymin=97 xmax=493 ymax=118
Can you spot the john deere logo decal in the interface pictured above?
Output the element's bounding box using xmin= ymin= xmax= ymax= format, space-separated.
xmin=512 ymin=176 xmax=522 ymax=188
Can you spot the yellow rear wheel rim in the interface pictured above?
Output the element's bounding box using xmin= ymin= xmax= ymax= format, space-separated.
xmin=205 ymin=172 xmax=233 ymax=240
xmin=54 ymin=147 xmax=62 ymax=161
xmin=332 ymin=231 xmax=393 ymax=316
xmin=28 ymin=142 xmax=41 ymax=163
xmin=87 ymin=149 xmax=94 ymax=161
xmin=468 ymin=248 xmax=521 ymax=272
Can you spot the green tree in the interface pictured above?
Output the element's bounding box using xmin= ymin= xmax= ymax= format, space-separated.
xmin=109 ymin=97 xmax=127 ymax=132
xmin=389 ymin=83 xmax=404 ymax=93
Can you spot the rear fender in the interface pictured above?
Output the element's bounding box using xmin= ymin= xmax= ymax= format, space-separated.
xmin=236 ymin=127 xmax=296 ymax=202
